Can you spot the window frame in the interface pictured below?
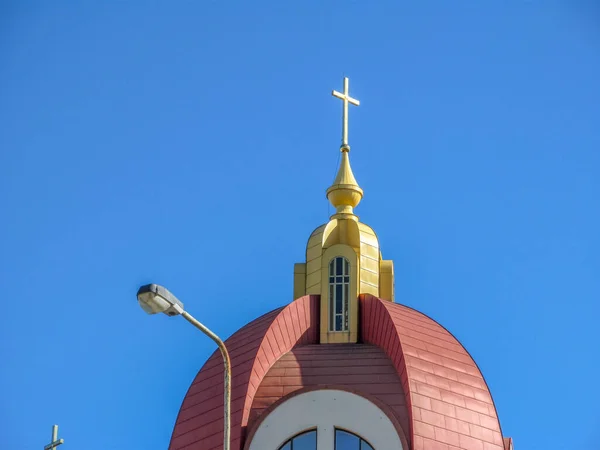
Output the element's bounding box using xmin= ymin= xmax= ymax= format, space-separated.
xmin=328 ymin=257 xmax=351 ymax=332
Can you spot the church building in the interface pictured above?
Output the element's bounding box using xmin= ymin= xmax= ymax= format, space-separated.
xmin=167 ymin=78 xmax=513 ymax=450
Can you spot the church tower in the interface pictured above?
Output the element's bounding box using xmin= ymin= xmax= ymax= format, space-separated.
xmin=167 ymin=78 xmax=514 ymax=450
xmin=293 ymin=77 xmax=394 ymax=344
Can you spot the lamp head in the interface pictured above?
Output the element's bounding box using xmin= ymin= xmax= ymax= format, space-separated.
xmin=137 ymin=284 xmax=184 ymax=316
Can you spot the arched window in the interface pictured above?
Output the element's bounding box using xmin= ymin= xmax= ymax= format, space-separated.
xmin=278 ymin=429 xmax=317 ymax=450
xmin=249 ymin=390 xmax=403 ymax=450
xmin=335 ymin=429 xmax=374 ymax=450
xmin=329 ymin=257 xmax=350 ymax=331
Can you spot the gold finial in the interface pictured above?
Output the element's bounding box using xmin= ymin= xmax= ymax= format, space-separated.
xmin=327 ymin=77 xmax=363 ymax=218
xmin=332 ymin=77 xmax=360 ymax=152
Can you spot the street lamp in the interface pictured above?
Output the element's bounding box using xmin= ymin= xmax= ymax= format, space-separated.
xmin=137 ymin=284 xmax=231 ymax=450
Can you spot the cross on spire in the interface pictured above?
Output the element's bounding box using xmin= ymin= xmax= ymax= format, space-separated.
xmin=44 ymin=425 xmax=64 ymax=450
xmin=332 ymin=77 xmax=360 ymax=152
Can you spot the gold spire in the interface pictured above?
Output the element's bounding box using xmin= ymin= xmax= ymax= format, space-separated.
xmin=327 ymin=77 xmax=363 ymax=218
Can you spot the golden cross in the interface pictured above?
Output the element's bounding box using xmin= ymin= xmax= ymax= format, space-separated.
xmin=332 ymin=77 xmax=360 ymax=151
xmin=43 ymin=425 xmax=64 ymax=450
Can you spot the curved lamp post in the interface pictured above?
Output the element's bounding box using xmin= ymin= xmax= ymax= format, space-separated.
xmin=137 ymin=284 xmax=231 ymax=450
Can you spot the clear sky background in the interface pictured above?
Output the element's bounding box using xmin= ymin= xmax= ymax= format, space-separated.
xmin=1 ymin=2 xmax=599 ymax=449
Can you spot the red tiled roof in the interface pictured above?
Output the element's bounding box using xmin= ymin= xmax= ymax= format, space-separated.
xmin=168 ymin=294 xmax=506 ymax=450
xmin=361 ymin=294 xmax=505 ymax=450
xmin=169 ymin=295 xmax=319 ymax=450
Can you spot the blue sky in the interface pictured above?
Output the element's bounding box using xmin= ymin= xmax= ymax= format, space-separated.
xmin=1 ymin=2 xmax=599 ymax=449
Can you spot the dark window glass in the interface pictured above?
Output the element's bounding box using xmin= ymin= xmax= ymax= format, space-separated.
xmin=278 ymin=430 xmax=317 ymax=450
xmin=328 ymin=256 xmax=351 ymax=332
xmin=335 ymin=315 xmax=342 ymax=330
xmin=361 ymin=442 xmax=374 ymax=450
xmin=336 ymin=430 xmax=360 ymax=450
xmin=293 ymin=430 xmax=317 ymax=450
xmin=335 ymin=429 xmax=374 ymax=450
xmin=329 ymin=284 xmax=334 ymax=330
xmin=344 ymin=283 xmax=349 ymax=329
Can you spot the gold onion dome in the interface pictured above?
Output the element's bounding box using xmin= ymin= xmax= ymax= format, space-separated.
xmin=326 ymin=147 xmax=363 ymax=216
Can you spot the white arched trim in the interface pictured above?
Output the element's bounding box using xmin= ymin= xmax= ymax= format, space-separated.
xmin=248 ymin=389 xmax=403 ymax=450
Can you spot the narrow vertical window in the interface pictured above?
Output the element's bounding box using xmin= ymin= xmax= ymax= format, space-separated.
xmin=329 ymin=257 xmax=350 ymax=332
